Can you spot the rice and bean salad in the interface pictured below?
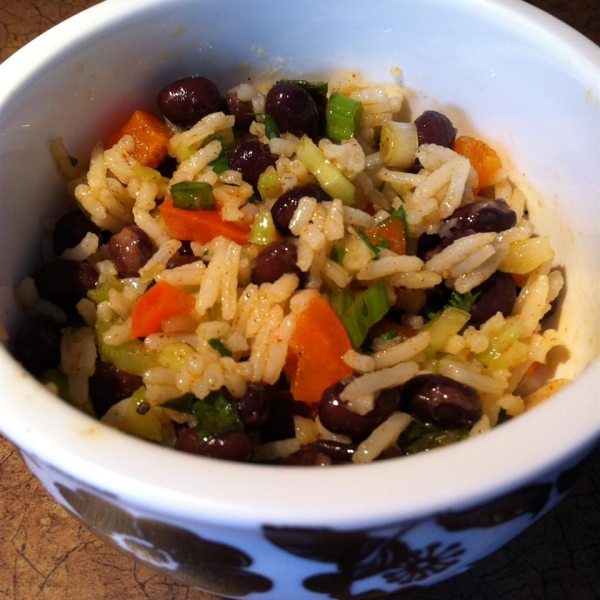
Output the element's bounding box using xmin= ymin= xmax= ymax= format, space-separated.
xmin=13 ymin=72 xmax=568 ymax=465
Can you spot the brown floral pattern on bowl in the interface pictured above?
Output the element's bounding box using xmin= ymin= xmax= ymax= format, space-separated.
xmin=55 ymin=483 xmax=273 ymax=597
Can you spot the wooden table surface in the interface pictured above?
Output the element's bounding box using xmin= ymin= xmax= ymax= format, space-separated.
xmin=1 ymin=1 xmax=599 ymax=599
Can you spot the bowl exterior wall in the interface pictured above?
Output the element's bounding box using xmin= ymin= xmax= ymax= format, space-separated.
xmin=20 ymin=440 xmax=597 ymax=599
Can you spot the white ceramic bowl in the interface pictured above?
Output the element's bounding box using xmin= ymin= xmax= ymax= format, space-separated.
xmin=1 ymin=1 xmax=599 ymax=598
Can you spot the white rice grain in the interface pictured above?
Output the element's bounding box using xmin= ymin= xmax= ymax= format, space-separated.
xmin=372 ymin=331 xmax=431 ymax=369
xmin=340 ymin=362 xmax=419 ymax=401
xmin=357 ymin=255 xmax=423 ymax=280
xmin=353 ymin=412 xmax=412 ymax=464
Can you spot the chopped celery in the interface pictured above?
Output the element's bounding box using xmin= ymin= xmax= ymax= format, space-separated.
xmin=171 ymin=181 xmax=215 ymax=210
xmin=331 ymin=280 xmax=390 ymax=348
xmin=257 ymin=165 xmax=282 ymax=202
xmin=118 ymin=386 xmax=163 ymax=442
xmin=423 ymin=306 xmax=471 ymax=358
xmin=499 ymin=237 xmax=554 ymax=274
xmin=249 ymin=208 xmax=279 ymax=246
xmin=87 ymin=276 xmax=124 ymax=305
xmin=477 ymin=318 xmax=526 ymax=366
xmin=380 ymin=121 xmax=419 ymax=169
xmin=326 ymin=92 xmax=363 ymax=142
xmin=96 ymin=321 xmax=161 ymax=376
xmin=158 ymin=342 xmax=195 ymax=370
xmin=132 ymin=165 xmax=163 ymax=182
xmin=295 ymin=135 xmax=356 ymax=206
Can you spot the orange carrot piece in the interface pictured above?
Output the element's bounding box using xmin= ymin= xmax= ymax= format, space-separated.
xmin=453 ymin=135 xmax=502 ymax=194
xmin=283 ymin=297 xmax=354 ymax=404
xmin=130 ymin=281 xmax=195 ymax=339
xmin=367 ymin=215 xmax=406 ymax=255
xmin=159 ymin=196 xmax=251 ymax=245
xmin=106 ymin=110 xmax=172 ymax=168
xmin=511 ymin=272 xmax=530 ymax=288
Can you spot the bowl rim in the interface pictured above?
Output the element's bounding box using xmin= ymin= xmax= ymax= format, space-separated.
xmin=0 ymin=0 xmax=599 ymax=529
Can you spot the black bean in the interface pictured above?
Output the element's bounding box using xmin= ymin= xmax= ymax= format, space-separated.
xmin=416 ymin=233 xmax=442 ymax=261
xmin=281 ymin=446 xmax=334 ymax=466
xmin=265 ymin=82 xmax=319 ymax=138
xmin=53 ymin=210 xmax=101 ymax=256
xmin=414 ymin=110 xmax=457 ymax=147
xmin=271 ymin=183 xmax=330 ymax=235
xmin=258 ymin=389 xmax=296 ymax=443
xmin=313 ymin=439 xmax=356 ymax=462
xmin=166 ymin=254 xmax=200 ymax=270
xmin=12 ymin=318 xmax=61 ymax=375
xmin=235 ymin=384 xmax=272 ymax=430
xmin=89 ymin=361 xmax=144 ymax=418
xmin=228 ymin=140 xmax=276 ymax=189
xmin=107 ymin=224 xmax=155 ymax=278
xmin=225 ymin=90 xmax=254 ymax=130
xmin=157 ymin=76 xmax=226 ymax=128
xmin=441 ymin=199 xmax=517 ymax=237
xmin=32 ymin=258 xmax=98 ymax=311
xmin=175 ymin=428 xmax=253 ymax=462
xmin=401 ymin=374 xmax=481 ymax=428
xmin=470 ymin=272 xmax=517 ymax=328
xmin=410 ymin=110 xmax=457 ymax=173
xmin=319 ymin=381 xmax=401 ymax=441
xmin=252 ymin=241 xmax=301 ymax=285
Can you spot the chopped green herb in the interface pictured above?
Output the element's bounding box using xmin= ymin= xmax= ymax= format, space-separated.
xmin=330 ymin=244 xmax=347 ymax=264
xmin=160 ymin=392 xmax=197 ymax=414
xmin=425 ymin=289 xmax=479 ymax=322
xmin=358 ymin=229 xmax=382 ymax=259
xmin=193 ymin=389 xmax=243 ymax=444
xmin=379 ymin=330 xmax=399 ymax=341
xmin=398 ymin=419 xmax=469 ymax=455
xmin=496 ymin=407 xmax=512 ymax=426
xmin=250 ymin=114 xmax=281 ymax=139
xmin=161 ymin=389 xmax=244 ymax=444
xmin=390 ymin=206 xmax=409 ymax=240
xmin=209 ymin=338 xmax=233 ymax=357
xmin=331 ymin=280 xmax=390 ymax=348
xmin=69 ymin=155 xmax=78 ymax=167
xmin=263 ymin=114 xmax=280 ymax=139
xmin=210 ymin=155 xmax=230 ymax=174
xmin=448 ymin=289 xmax=480 ymax=313
xmin=171 ymin=181 xmax=215 ymax=210
xmin=278 ymin=79 xmax=328 ymax=104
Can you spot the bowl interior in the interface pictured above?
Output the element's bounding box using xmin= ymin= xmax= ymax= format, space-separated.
xmin=0 ymin=0 xmax=598 ymax=526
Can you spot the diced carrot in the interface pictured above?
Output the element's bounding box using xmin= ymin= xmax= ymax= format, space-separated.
xmin=453 ymin=135 xmax=502 ymax=194
xmin=367 ymin=215 xmax=406 ymax=255
xmin=159 ymin=196 xmax=251 ymax=245
xmin=106 ymin=109 xmax=172 ymax=168
xmin=130 ymin=281 xmax=195 ymax=339
xmin=283 ymin=297 xmax=354 ymax=404
xmin=511 ymin=272 xmax=530 ymax=288
xmin=523 ymin=361 xmax=540 ymax=379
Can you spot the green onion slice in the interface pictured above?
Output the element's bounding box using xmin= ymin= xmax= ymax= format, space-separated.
xmin=326 ymin=92 xmax=363 ymax=142
xmin=171 ymin=181 xmax=215 ymax=210
xmin=294 ymin=135 xmax=355 ymax=205
xmin=380 ymin=121 xmax=419 ymax=169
